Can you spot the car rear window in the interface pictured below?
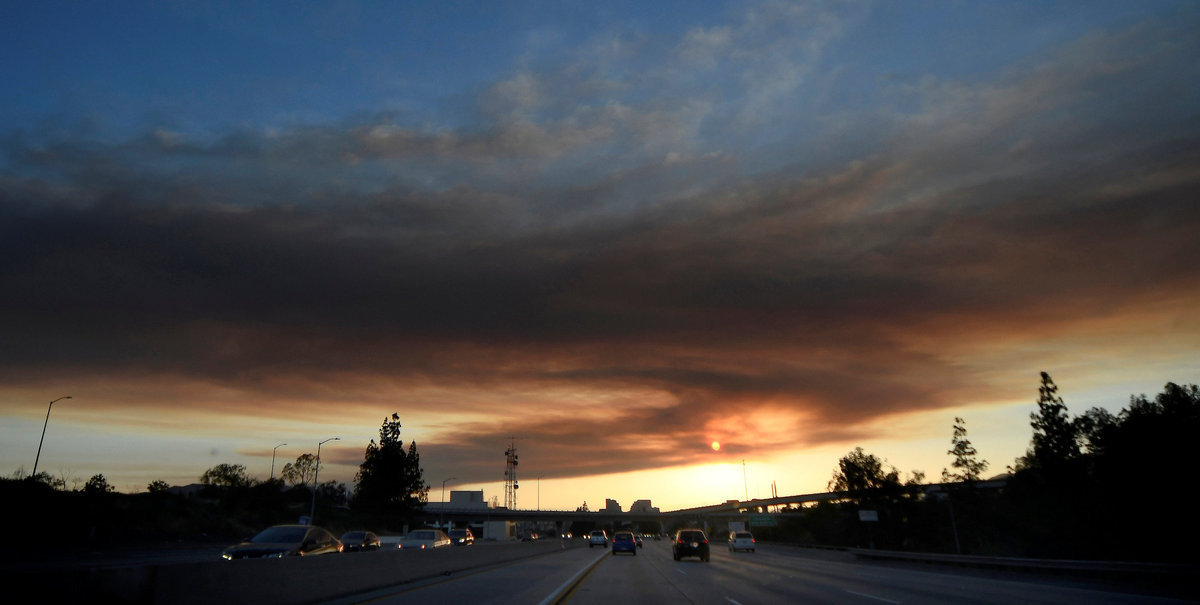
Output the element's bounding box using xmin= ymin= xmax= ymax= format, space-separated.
xmin=735 ymin=532 xmax=753 ymax=539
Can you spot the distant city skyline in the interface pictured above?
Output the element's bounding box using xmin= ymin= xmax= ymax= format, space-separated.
xmin=2 ymin=1 xmax=1198 ymax=511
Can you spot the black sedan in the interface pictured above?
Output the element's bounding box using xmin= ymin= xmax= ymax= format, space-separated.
xmin=222 ymin=524 xmax=343 ymax=559
xmin=340 ymin=530 xmax=382 ymax=552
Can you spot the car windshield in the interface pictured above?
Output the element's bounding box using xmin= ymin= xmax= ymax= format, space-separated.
xmin=252 ymin=526 xmax=308 ymax=543
xmin=679 ymin=531 xmax=705 ymax=541
xmin=735 ymin=532 xmax=752 ymax=539
xmin=449 ymin=530 xmax=468 ymax=537
xmin=342 ymin=532 xmax=365 ymax=541
xmin=615 ymin=533 xmax=633 ymax=540
xmin=408 ymin=530 xmax=435 ymax=539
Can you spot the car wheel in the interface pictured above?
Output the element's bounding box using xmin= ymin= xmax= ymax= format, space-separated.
xmin=632 ymin=549 xmax=637 ymax=556
xmin=673 ymin=552 xmax=680 ymax=561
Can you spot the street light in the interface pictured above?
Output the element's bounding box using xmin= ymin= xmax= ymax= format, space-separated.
xmin=538 ymin=476 xmax=543 ymax=511
xmin=31 ymin=396 xmax=71 ymax=479
xmin=440 ymin=477 xmax=457 ymax=529
xmin=308 ymin=437 xmax=339 ymax=524
xmin=270 ymin=443 xmax=287 ymax=480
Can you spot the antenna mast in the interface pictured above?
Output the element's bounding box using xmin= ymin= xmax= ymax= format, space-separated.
xmin=504 ymin=437 xmax=520 ymax=509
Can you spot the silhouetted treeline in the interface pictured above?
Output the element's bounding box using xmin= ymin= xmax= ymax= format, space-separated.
xmin=757 ymin=378 xmax=1200 ymax=563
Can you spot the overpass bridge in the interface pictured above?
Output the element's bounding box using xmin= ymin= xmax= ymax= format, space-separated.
xmin=413 ymin=479 xmax=1007 ymax=533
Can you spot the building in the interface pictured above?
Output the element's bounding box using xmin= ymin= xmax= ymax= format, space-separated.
xmin=628 ymin=499 xmax=659 ymax=513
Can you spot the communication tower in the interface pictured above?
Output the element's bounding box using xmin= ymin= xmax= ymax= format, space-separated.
xmin=504 ymin=438 xmax=519 ymax=509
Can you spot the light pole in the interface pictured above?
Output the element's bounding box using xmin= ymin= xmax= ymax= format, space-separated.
xmin=32 ymin=396 xmax=71 ymax=479
xmin=308 ymin=437 xmax=339 ymax=524
xmin=538 ymin=476 xmax=543 ymax=511
xmin=440 ymin=477 xmax=456 ymax=529
xmin=270 ymin=443 xmax=287 ymax=480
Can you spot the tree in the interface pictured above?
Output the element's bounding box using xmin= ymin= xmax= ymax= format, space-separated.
xmin=84 ymin=473 xmax=114 ymax=496
xmin=147 ymin=479 xmax=170 ymax=493
xmin=1027 ymin=372 xmax=1079 ymax=470
xmin=27 ymin=470 xmax=66 ymax=490
xmin=280 ymin=453 xmax=320 ymax=487
xmin=354 ymin=413 xmax=429 ymax=515
xmin=828 ymin=447 xmax=901 ymax=493
xmin=199 ymin=463 xmax=249 ymax=488
xmin=942 ymin=417 xmax=988 ymax=483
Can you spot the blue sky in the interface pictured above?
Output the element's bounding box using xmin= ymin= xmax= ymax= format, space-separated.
xmin=2 ymin=1 xmax=1198 ymax=509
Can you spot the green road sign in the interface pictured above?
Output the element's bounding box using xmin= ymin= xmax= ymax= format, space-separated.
xmin=749 ymin=514 xmax=776 ymax=527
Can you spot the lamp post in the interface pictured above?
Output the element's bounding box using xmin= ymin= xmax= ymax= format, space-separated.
xmin=308 ymin=437 xmax=339 ymax=524
xmin=440 ymin=477 xmax=456 ymax=529
xmin=270 ymin=443 xmax=287 ymax=480
xmin=32 ymin=396 xmax=71 ymax=479
xmin=538 ymin=476 xmax=543 ymax=511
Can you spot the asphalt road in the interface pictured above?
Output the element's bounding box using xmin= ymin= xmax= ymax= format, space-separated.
xmin=332 ymin=539 xmax=1196 ymax=605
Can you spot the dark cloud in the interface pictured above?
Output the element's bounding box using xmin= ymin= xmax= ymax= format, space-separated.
xmin=3 ymin=11 xmax=1199 ymax=484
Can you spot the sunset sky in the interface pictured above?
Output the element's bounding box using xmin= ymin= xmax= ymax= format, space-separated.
xmin=2 ymin=1 xmax=1197 ymax=511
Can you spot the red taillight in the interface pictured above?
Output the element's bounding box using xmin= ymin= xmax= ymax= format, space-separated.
xmin=676 ymin=539 xmax=684 ymax=544
xmin=702 ymin=539 xmax=708 ymax=544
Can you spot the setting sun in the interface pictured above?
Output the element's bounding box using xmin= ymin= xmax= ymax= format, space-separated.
xmin=711 ymin=441 xmax=720 ymax=451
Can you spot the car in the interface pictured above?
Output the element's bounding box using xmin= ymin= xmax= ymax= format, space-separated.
xmin=397 ymin=528 xmax=452 ymax=549
xmin=672 ymin=528 xmax=710 ymax=562
xmin=448 ymin=528 xmax=475 ymax=545
xmin=340 ymin=530 xmax=382 ymax=552
xmin=728 ymin=530 xmax=755 ymax=552
xmin=222 ymin=524 xmax=343 ymax=560
xmin=612 ymin=531 xmax=637 ymax=555
xmin=634 ymin=533 xmax=644 ymax=548
xmin=588 ymin=530 xmax=608 ymax=548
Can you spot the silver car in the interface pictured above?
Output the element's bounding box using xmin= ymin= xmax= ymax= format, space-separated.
xmin=728 ymin=530 xmax=756 ymax=552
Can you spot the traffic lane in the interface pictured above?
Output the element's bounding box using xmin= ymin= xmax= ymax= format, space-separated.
xmin=724 ymin=544 xmax=1200 ymax=604
xmin=570 ymin=541 xmax=1197 ymax=605
xmin=567 ymin=540 xmax=750 ymax=605
xmin=341 ymin=542 xmax=604 ymax=605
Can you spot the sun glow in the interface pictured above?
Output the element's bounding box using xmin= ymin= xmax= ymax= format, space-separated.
xmin=711 ymin=441 xmax=720 ymax=451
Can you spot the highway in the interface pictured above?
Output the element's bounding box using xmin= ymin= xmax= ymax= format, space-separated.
xmin=337 ymin=539 xmax=1194 ymax=604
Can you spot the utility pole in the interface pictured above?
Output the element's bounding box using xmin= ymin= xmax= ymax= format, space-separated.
xmin=742 ymin=459 xmax=748 ymax=501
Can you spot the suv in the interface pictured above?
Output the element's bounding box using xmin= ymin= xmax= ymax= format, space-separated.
xmin=728 ymin=530 xmax=755 ymax=552
xmin=588 ymin=530 xmax=608 ymax=548
xmin=672 ymin=529 xmax=710 ymax=562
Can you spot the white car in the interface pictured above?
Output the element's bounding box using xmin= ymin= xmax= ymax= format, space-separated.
xmin=728 ymin=530 xmax=756 ymax=552
xmin=588 ymin=530 xmax=608 ymax=548
xmin=397 ymin=529 xmax=452 ymax=549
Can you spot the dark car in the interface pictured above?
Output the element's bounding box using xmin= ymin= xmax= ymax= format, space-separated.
xmin=672 ymin=528 xmax=710 ymax=562
xmin=448 ymin=528 xmax=475 ymax=545
xmin=612 ymin=531 xmax=637 ymax=555
xmin=634 ymin=533 xmax=644 ymax=548
xmin=222 ymin=524 xmax=343 ymax=560
xmin=340 ymin=530 xmax=382 ymax=552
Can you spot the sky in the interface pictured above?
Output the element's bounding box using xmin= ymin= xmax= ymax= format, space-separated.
xmin=2 ymin=1 xmax=1198 ymax=511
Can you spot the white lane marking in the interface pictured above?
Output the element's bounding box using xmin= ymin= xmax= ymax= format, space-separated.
xmin=725 ymin=599 xmax=743 ymax=605
xmin=534 ymin=548 xmax=609 ymax=605
xmin=845 ymin=590 xmax=901 ymax=604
